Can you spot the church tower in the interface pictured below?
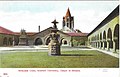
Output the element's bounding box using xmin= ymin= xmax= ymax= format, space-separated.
xmin=62 ymin=8 xmax=74 ymax=32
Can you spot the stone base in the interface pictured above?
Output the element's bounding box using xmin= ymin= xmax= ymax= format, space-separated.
xmin=48 ymin=43 xmax=61 ymax=56
xmin=18 ymin=43 xmax=28 ymax=46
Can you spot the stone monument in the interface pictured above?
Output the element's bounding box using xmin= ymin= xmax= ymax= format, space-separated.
xmin=48 ymin=19 xmax=61 ymax=56
xmin=18 ymin=29 xmax=28 ymax=46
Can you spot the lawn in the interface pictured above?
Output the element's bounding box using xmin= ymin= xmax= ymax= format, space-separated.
xmin=0 ymin=50 xmax=119 ymax=68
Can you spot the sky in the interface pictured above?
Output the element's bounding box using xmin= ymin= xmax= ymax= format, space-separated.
xmin=0 ymin=1 xmax=119 ymax=33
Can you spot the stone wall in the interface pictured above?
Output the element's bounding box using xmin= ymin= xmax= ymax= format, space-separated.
xmin=0 ymin=34 xmax=14 ymax=46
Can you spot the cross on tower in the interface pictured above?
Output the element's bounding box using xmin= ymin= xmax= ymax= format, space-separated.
xmin=51 ymin=19 xmax=59 ymax=29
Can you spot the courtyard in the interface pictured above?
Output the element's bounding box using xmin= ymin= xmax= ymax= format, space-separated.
xmin=0 ymin=46 xmax=119 ymax=68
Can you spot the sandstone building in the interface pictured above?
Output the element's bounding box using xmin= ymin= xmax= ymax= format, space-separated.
xmin=0 ymin=8 xmax=88 ymax=47
xmin=0 ymin=6 xmax=119 ymax=53
xmin=88 ymin=5 xmax=119 ymax=53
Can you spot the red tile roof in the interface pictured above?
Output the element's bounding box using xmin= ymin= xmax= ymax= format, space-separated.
xmin=67 ymin=32 xmax=88 ymax=37
xmin=0 ymin=26 xmax=36 ymax=35
xmin=14 ymin=32 xmax=37 ymax=36
xmin=0 ymin=26 xmax=14 ymax=35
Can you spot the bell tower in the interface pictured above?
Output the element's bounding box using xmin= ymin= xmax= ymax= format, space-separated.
xmin=62 ymin=8 xmax=74 ymax=32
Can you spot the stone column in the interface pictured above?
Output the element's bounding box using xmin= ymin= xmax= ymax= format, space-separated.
xmin=97 ymin=42 xmax=99 ymax=48
xmin=102 ymin=39 xmax=105 ymax=49
xmin=113 ymin=41 xmax=116 ymax=53
xmin=107 ymin=38 xmax=110 ymax=51
xmin=99 ymin=41 xmax=101 ymax=49
xmin=94 ymin=41 xmax=96 ymax=48
xmin=95 ymin=42 xmax=97 ymax=48
xmin=96 ymin=42 xmax=98 ymax=48
xmin=98 ymin=42 xmax=99 ymax=48
xmin=113 ymin=37 xmax=117 ymax=53
xmin=101 ymin=41 xmax=103 ymax=49
xmin=93 ymin=42 xmax=94 ymax=47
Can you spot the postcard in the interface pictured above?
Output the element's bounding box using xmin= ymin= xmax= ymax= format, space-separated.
xmin=0 ymin=0 xmax=119 ymax=77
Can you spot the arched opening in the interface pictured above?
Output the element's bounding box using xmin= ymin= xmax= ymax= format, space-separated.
xmin=100 ymin=33 xmax=103 ymax=48
xmin=97 ymin=34 xmax=99 ymax=40
xmin=114 ymin=24 xmax=119 ymax=50
xmin=60 ymin=38 xmax=64 ymax=45
xmin=103 ymin=31 xmax=107 ymax=48
xmin=3 ymin=37 xmax=7 ymax=46
xmin=64 ymin=40 xmax=67 ymax=45
xmin=107 ymin=28 xmax=113 ymax=49
xmin=8 ymin=38 xmax=12 ymax=45
xmin=35 ymin=38 xmax=43 ymax=45
xmin=46 ymin=37 xmax=51 ymax=45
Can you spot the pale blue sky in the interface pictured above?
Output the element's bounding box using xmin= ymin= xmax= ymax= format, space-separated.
xmin=0 ymin=1 xmax=119 ymax=33
xmin=0 ymin=1 xmax=118 ymax=12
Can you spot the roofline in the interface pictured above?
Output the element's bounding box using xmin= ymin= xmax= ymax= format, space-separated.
xmin=0 ymin=26 xmax=15 ymax=35
xmin=88 ymin=5 xmax=119 ymax=36
xmin=33 ymin=27 xmax=53 ymax=36
xmin=0 ymin=33 xmax=14 ymax=35
xmin=67 ymin=32 xmax=89 ymax=37
xmin=58 ymin=30 xmax=70 ymax=36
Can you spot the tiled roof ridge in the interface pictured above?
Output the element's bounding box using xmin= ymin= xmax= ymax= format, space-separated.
xmin=67 ymin=32 xmax=88 ymax=36
xmin=0 ymin=26 xmax=14 ymax=35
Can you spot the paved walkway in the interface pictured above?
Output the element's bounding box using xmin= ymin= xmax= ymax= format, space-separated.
xmin=0 ymin=45 xmax=119 ymax=58
xmin=89 ymin=47 xmax=119 ymax=58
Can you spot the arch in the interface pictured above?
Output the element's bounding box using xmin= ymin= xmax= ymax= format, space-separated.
xmin=46 ymin=37 xmax=51 ymax=45
xmin=103 ymin=31 xmax=106 ymax=39
xmin=113 ymin=24 xmax=119 ymax=50
xmin=107 ymin=28 xmax=112 ymax=39
xmin=64 ymin=40 xmax=67 ymax=45
xmin=34 ymin=38 xmax=43 ymax=45
xmin=60 ymin=38 xmax=64 ymax=45
xmin=8 ymin=38 xmax=12 ymax=45
xmin=107 ymin=28 xmax=113 ymax=48
xmin=103 ymin=31 xmax=107 ymax=48
xmin=3 ymin=37 xmax=7 ymax=46
xmin=114 ymin=24 xmax=119 ymax=37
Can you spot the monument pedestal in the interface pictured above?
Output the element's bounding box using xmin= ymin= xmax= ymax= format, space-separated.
xmin=48 ymin=19 xmax=61 ymax=56
xmin=48 ymin=43 xmax=61 ymax=55
xmin=18 ymin=29 xmax=28 ymax=46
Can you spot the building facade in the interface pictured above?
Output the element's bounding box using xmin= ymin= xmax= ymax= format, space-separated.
xmin=0 ymin=26 xmax=14 ymax=46
xmin=88 ymin=5 xmax=119 ymax=53
xmin=0 ymin=8 xmax=88 ymax=47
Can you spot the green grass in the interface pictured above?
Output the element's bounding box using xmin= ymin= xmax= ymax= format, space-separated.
xmin=0 ymin=50 xmax=119 ymax=68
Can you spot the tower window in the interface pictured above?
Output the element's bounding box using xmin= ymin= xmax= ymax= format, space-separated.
xmin=67 ymin=23 xmax=68 ymax=27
